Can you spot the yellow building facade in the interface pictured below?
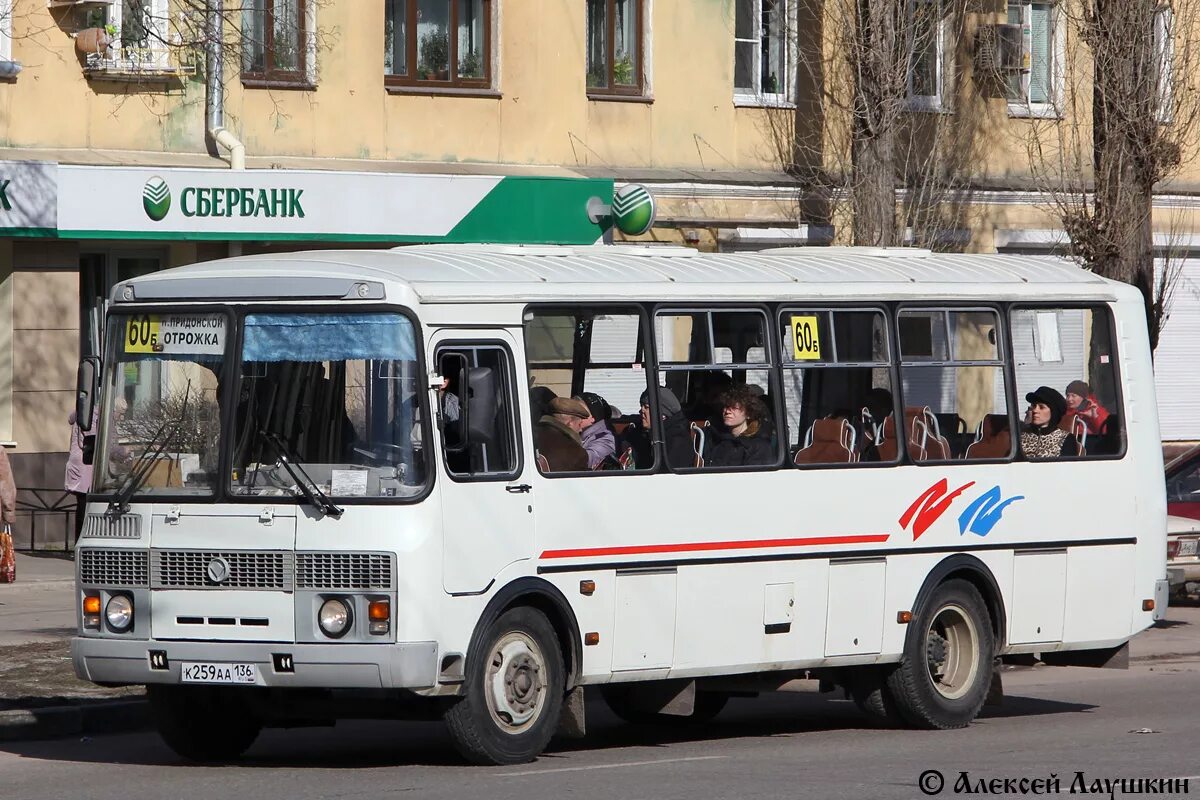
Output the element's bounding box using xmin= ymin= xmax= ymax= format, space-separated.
xmin=0 ymin=0 xmax=1195 ymax=544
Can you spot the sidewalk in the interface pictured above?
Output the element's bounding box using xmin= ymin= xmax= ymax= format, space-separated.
xmin=2 ymin=557 xmax=1200 ymax=742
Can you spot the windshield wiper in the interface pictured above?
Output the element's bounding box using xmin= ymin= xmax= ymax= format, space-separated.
xmin=107 ymin=383 xmax=192 ymax=517
xmin=261 ymin=430 xmax=343 ymax=518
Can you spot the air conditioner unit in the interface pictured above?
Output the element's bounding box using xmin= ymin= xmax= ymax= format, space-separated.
xmin=975 ymin=23 xmax=1027 ymax=76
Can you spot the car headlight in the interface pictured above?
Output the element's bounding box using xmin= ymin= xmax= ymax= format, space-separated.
xmin=318 ymin=598 xmax=352 ymax=638
xmin=105 ymin=595 xmax=133 ymax=632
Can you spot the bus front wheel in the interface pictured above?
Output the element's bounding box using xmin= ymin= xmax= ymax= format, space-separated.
xmin=147 ymin=685 xmax=262 ymax=763
xmin=443 ymin=606 xmax=565 ymax=765
xmin=886 ymin=579 xmax=994 ymax=729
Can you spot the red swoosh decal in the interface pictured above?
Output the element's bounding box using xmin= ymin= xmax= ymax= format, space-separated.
xmin=541 ymin=533 xmax=891 ymax=560
xmin=899 ymin=478 xmax=976 ymax=540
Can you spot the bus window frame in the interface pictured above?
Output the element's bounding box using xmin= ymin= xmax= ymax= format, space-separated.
xmin=522 ymin=302 xmax=658 ymax=478
xmin=225 ymin=302 xmax=436 ymax=506
xmin=434 ymin=338 xmax=525 ymax=484
xmin=894 ymin=303 xmax=1017 ymax=466
xmin=652 ymin=303 xmax=785 ymax=474
xmin=776 ymin=304 xmax=902 ymax=471
xmin=1008 ymin=301 xmax=1129 ymax=463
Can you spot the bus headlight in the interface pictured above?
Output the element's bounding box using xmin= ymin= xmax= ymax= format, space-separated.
xmin=105 ymin=595 xmax=134 ymax=632
xmin=318 ymin=598 xmax=352 ymax=638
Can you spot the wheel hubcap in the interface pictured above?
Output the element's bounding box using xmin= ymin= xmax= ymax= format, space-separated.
xmin=924 ymin=602 xmax=980 ymax=701
xmin=485 ymin=632 xmax=547 ymax=733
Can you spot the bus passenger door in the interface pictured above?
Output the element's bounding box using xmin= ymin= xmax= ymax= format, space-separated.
xmin=433 ymin=333 xmax=535 ymax=594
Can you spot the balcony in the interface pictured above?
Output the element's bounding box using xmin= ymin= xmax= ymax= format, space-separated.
xmin=82 ymin=47 xmax=192 ymax=82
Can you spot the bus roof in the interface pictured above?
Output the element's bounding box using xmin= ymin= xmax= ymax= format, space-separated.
xmin=117 ymin=244 xmax=1130 ymax=305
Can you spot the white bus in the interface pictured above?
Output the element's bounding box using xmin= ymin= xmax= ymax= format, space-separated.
xmin=71 ymin=245 xmax=1168 ymax=765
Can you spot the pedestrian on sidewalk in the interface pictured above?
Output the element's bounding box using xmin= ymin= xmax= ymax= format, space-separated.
xmin=0 ymin=444 xmax=16 ymax=582
xmin=65 ymin=409 xmax=94 ymax=544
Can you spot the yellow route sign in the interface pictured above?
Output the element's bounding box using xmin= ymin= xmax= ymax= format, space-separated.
xmin=124 ymin=315 xmax=161 ymax=354
xmin=790 ymin=315 xmax=822 ymax=361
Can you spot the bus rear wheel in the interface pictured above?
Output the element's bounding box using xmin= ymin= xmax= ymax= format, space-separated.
xmin=148 ymin=685 xmax=262 ymax=763
xmin=443 ymin=606 xmax=565 ymax=765
xmin=886 ymin=579 xmax=994 ymax=729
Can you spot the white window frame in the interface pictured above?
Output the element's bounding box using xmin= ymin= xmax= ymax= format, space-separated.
xmin=102 ymin=0 xmax=171 ymax=71
xmin=733 ymin=0 xmax=796 ymax=107
xmin=905 ymin=0 xmax=948 ymax=112
xmin=0 ymin=0 xmax=13 ymax=65
xmin=1155 ymin=4 xmax=1174 ymax=123
xmin=1006 ymin=0 xmax=1064 ymax=119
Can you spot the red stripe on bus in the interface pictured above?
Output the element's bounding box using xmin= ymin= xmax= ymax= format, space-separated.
xmin=539 ymin=534 xmax=891 ymax=560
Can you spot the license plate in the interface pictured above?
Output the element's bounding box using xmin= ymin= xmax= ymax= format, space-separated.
xmin=180 ymin=662 xmax=258 ymax=684
xmin=1180 ymin=539 xmax=1198 ymax=557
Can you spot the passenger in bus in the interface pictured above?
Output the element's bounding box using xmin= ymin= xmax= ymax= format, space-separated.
xmin=704 ymin=384 xmax=775 ymax=467
xmin=617 ymin=387 xmax=692 ymax=468
xmin=535 ymin=397 xmax=589 ymax=472
xmin=576 ymin=392 xmax=615 ymax=469
xmin=1020 ymin=386 xmax=1076 ymax=459
xmin=1064 ymin=380 xmax=1110 ymax=436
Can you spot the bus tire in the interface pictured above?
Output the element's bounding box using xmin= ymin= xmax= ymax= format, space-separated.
xmin=847 ymin=671 xmax=905 ymax=727
xmin=443 ymin=606 xmax=565 ymax=765
xmin=148 ymin=685 xmax=262 ymax=763
xmin=886 ymin=579 xmax=994 ymax=729
xmin=601 ymin=686 xmax=729 ymax=725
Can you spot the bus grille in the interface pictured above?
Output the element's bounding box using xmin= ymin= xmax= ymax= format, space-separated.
xmin=80 ymin=514 xmax=141 ymax=540
xmin=151 ymin=550 xmax=293 ymax=591
xmin=79 ymin=548 xmax=149 ymax=587
xmin=296 ymin=552 xmax=395 ymax=590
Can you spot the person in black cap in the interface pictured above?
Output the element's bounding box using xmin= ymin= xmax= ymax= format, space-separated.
xmin=575 ymin=391 xmax=615 ymax=469
xmin=1020 ymin=385 xmax=1076 ymax=459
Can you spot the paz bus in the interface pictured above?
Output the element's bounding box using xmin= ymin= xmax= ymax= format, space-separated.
xmin=71 ymin=244 xmax=1168 ymax=765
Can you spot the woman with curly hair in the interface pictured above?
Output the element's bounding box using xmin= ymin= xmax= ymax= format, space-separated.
xmin=704 ymin=384 xmax=776 ymax=467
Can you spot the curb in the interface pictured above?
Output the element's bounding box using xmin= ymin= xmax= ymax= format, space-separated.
xmin=0 ymin=699 xmax=149 ymax=743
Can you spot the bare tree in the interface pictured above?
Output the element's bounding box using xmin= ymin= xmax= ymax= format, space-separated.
xmin=1022 ymin=0 xmax=1200 ymax=352
xmin=778 ymin=0 xmax=981 ymax=249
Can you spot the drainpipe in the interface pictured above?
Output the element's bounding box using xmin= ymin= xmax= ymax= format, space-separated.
xmin=205 ymin=0 xmax=245 ymax=170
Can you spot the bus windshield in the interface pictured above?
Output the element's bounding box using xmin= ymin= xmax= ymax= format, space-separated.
xmin=229 ymin=312 xmax=427 ymax=500
xmin=96 ymin=312 xmax=228 ymax=497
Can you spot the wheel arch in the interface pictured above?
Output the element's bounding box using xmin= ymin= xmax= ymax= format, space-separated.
xmin=468 ymin=577 xmax=584 ymax=689
xmin=909 ymin=554 xmax=1007 ymax=651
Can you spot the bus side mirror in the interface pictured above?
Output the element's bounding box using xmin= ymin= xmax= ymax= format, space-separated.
xmin=462 ymin=366 xmax=498 ymax=446
xmin=76 ymin=356 xmax=101 ymax=433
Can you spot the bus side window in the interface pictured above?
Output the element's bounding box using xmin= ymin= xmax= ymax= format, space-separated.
xmin=780 ymin=308 xmax=896 ymax=467
xmin=898 ymin=308 xmax=1012 ymax=462
xmin=1010 ymin=306 xmax=1125 ymax=459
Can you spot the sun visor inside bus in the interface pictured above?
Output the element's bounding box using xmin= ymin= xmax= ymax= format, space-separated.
xmin=243 ymin=313 xmax=416 ymax=362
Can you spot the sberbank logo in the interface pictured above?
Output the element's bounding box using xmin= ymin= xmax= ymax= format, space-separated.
xmin=613 ymin=183 xmax=655 ymax=236
xmin=143 ymin=176 xmax=171 ymax=222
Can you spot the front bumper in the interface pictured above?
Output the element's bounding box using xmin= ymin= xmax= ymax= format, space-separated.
xmin=71 ymin=637 xmax=438 ymax=690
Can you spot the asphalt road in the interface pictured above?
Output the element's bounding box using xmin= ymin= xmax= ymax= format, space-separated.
xmin=3 ymin=660 xmax=1200 ymax=800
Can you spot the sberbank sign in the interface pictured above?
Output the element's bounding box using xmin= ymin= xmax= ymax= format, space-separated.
xmin=142 ymin=176 xmax=305 ymax=222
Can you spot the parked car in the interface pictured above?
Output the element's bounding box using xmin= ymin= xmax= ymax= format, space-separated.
xmin=1167 ymin=443 xmax=1200 ymax=521
xmin=1168 ymin=514 xmax=1200 ymax=598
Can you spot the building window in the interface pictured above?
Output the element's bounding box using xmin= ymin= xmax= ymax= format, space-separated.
xmin=907 ymin=0 xmax=944 ymax=110
xmin=586 ymin=0 xmax=643 ymax=96
xmin=734 ymin=0 xmax=791 ymax=103
xmin=385 ymin=0 xmax=491 ymax=89
xmin=243 ymin=0 xmax=311 ymax=86
xmin=1006 ymin=1 xmax=1061 ymax=115
xmin=1155 ymin=5 xmax=1174 ymax=122
xmin=0 ymin=0 xmax=13 ymax=65
xmin=84 ymin=0 xmax=170 ymax=71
